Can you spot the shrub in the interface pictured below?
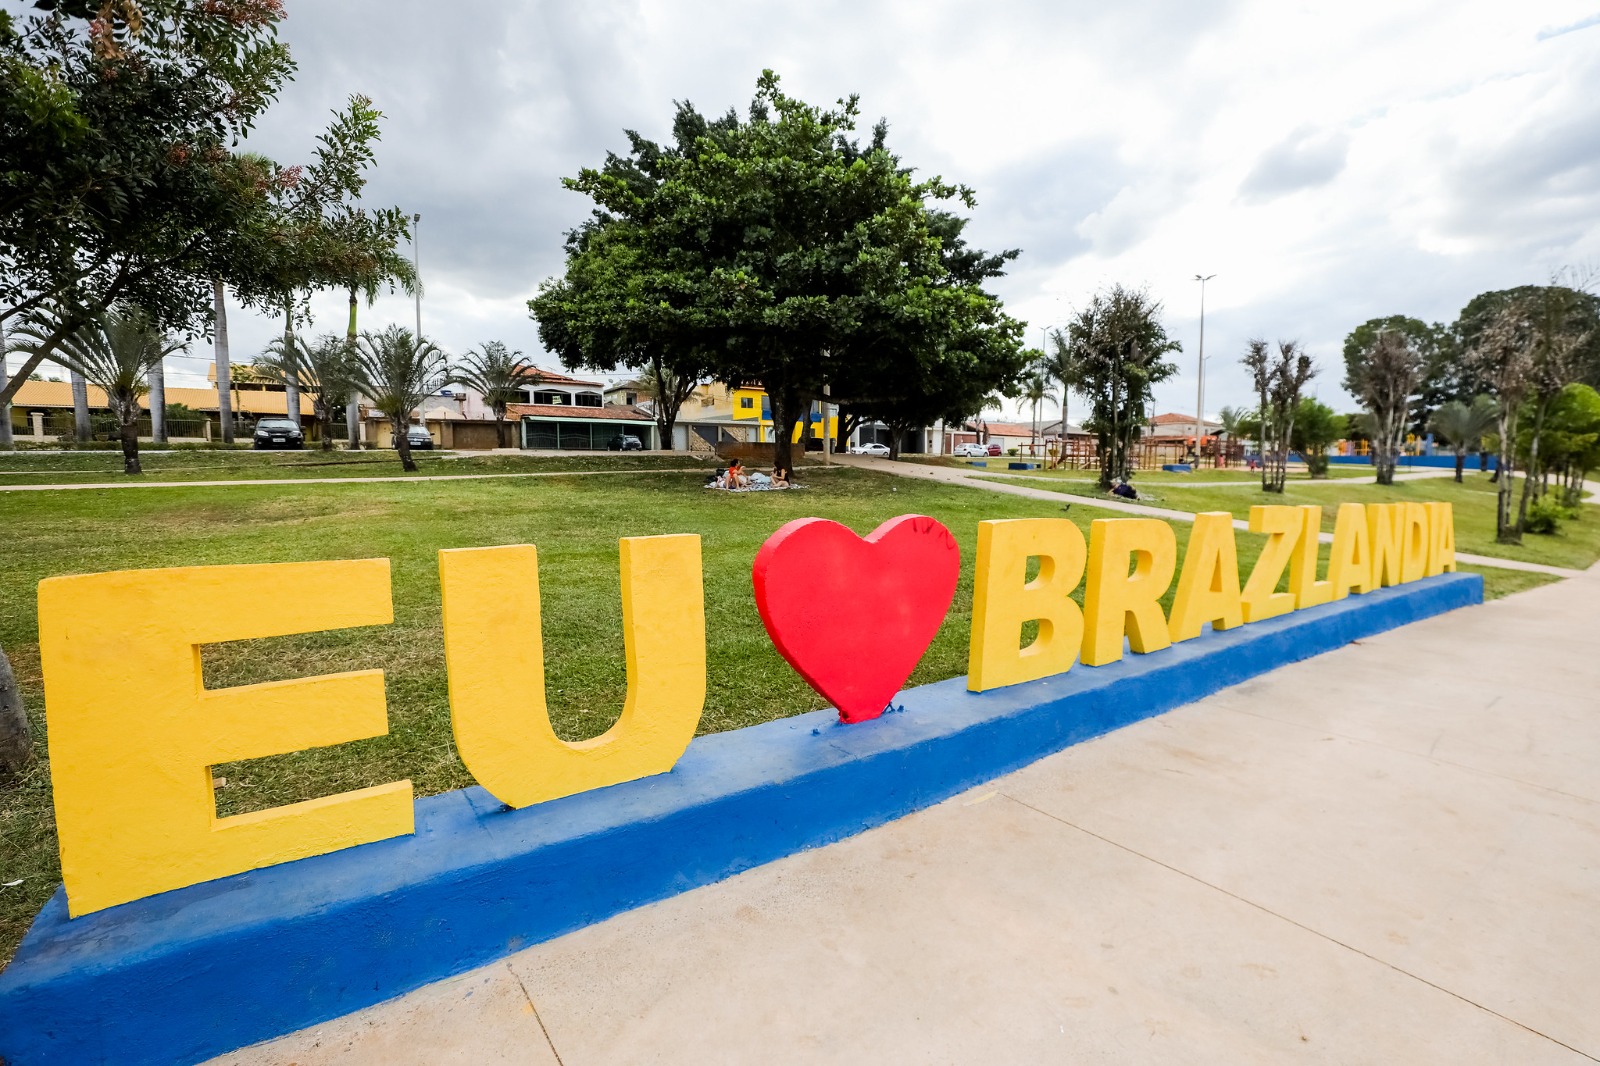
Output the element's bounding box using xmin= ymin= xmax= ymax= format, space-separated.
xmin=1525 ymin=494 xmax=1566 ymax=535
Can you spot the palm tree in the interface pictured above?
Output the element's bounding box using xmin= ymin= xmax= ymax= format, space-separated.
xmin=12 ymin=308 xmax=182 ymax=473
xmin=351 ymin=325 xmax=450 ymax=472
xmin=1044 ymin=329 xmax=1083 ymax=462
xmin=1022 ymin=363 xmax=1057 ymax=456
xmin=454 ymin=341 xmax=536 ymax=448
xmin=256 ymin=333 xmax=354 ymax=451
xmin=326 ymin=210 xmax=419 ymax=448
xmin=1429 ymin=395 xmax=1498 ymax=483
xmin=1216 ymin=405 xmax=1244 ymax=467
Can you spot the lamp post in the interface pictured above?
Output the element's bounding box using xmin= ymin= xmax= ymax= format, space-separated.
xmin=412 ymin=213 xmax=423 ymax=340
xmin=1193 ymin=273 xmax=1215 ymax=459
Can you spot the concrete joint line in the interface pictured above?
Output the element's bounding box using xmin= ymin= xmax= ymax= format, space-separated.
xmin=1000 ymin=793 xmax=1600 ymax=1063
xmin=508 ymin=964 xmax=566 ymax=1066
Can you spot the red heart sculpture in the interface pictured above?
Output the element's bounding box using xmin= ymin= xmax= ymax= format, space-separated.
xmin=753 ymin=515 xmax=960 ymax=724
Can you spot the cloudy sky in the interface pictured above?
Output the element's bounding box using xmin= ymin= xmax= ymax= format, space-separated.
xmin=12 ymin=0 xmax=1600 ymax=422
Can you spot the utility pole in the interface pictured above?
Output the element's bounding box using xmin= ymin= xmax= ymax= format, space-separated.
xmin=1194 ymin=274 xmax=1216 ymax=460
xmin=412 ymin=213 xmax=423 ymax=340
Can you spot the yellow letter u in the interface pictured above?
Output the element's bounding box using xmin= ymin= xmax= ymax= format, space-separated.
xmin=440 ymin=536 xmax=706 ymax=809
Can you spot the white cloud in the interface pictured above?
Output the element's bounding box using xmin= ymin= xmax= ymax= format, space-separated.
xmin=10 ymin=0 xmax=1595 ymax=429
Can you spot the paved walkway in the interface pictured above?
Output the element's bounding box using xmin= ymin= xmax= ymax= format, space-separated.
xmin=839 ymin=456 xmax=1590 ymax=578
xmin=218 ymin=564 xmax=1600 ymax=1065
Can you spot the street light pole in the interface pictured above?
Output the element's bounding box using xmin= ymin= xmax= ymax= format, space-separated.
xmin=412 ymin=213 xmax=423 ymax=340
xmin=1193 ymin=273 xmax=1216 ymax=460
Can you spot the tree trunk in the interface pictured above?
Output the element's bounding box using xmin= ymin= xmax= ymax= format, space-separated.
xmin=1478 ymin=448 xmax=1489 ymax=473
xmin=119 ymin=414 xmax=142 ymax=475
xmin=1516 ymin=398 xmax=1550 ymax=534
xmin=0 ymin=643 xmax=29 ymax=775
xmin=282 ymin=302 xmax=300 ymax=426
xmin=1454 ymin=449 xmax=1465 ymax=483
xmin=0 ymin=320 xmax=13 ymax=450
xmin=1495 ymin=411 xmax=1518 ymax=544
xmin=149 ymin=357 xmax=166 ymax=443
xmin=71 ymin=369 xmax=91 ymax=442
xmin=394 ymin=416 xmax=417 ymax=472
xmin=214 ymin=279 xmax=234 ymax=444
xmin=346 ymin=289 xmax=362 ymax=450
xmin=770 ymin=385 xmax=796 ymax=473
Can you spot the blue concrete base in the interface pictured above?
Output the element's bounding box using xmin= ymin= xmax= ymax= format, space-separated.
xmin=1007 ymin=461 xmax=1039 ymax=470
xmin=1161 ymin=463 xmax=1193 ymax=473
xmin=0 ymin=573 xmax=1484 ymax=1066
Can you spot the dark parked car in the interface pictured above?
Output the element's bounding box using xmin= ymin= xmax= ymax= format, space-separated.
xmin=252 ymin=417 xmax=304 ymax=450
xmin=399 ymin=426 xmax=434 ymax=451
xmin=607 ymin=433 xmax=644 ymax=451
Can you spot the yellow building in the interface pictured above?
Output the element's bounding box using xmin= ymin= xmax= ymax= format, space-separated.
xmin=721 ymin=385 xmax=839 ymax=443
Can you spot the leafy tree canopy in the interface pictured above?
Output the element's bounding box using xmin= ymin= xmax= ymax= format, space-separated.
xmin=0 ymin=0 xmax=297 ymax=397
xmin=529 ymin=71 xmax=1028 ymax=467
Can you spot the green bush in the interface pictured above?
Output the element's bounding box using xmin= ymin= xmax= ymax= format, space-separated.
xmin=1525 ymin=494 xmax=1567 ymax=535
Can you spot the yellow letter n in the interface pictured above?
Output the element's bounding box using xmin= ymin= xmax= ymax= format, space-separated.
xmin=39 ymin=561 xmax=414 ymax=917
xmin=440 ymin=536 xmax=706 ymax=809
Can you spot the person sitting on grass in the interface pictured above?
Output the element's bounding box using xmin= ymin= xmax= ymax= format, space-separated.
xmin=1109 ymin=477 xmax=1139 ymax=500
xmin=722 ymin=458 xmax=749 ymax=489
xmin=772 ymin=466 xmax=791 ymax=488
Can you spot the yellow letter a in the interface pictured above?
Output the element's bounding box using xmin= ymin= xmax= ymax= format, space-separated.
xmin=1326 ymin=503 xmax=1375 ymax=599
xmin=440 ymin=536 xmax=705 ymax=809
xmin=1168 ymin=512 xmax=1244 ymax=643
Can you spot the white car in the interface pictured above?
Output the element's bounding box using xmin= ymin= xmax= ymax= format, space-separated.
xmin=849 ymin=442 xmax=892 ymax=457
xmin=952 ymin=442 xmax=989 ymax=457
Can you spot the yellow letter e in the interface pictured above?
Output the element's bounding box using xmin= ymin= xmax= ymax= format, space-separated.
xmin=39 ymin=560 xmax=414 ymax=917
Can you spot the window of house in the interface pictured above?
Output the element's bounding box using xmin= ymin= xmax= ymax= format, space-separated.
xmin=740 ymin=397 xmax=754 ymax=409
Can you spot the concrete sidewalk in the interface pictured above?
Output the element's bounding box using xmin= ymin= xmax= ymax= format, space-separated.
xmin=217 ymin=566 xmax=1600 ymax=1065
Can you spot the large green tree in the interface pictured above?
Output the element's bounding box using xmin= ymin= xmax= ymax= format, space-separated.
xmin=1062 ymin=284 xmax=1181 ymax=488
xmin=532 ymin=72 xmax=1026 ymax=471
xmin=0 ymin=1 xmax=296 ymax=403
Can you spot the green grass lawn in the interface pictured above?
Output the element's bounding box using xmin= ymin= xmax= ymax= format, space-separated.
xmin=0 ymin=449 xmax=715 ymax=485
xmin=0 ymin=462 xmax=1559 ymax=963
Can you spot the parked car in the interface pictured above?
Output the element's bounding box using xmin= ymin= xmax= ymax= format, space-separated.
xmin=952 ymin=442 xmax=989 ymax=457
xmin=849 ymin=442 xmax=892 ymax=457
xmin=985 ymin=442 xmax=1002 ymax=456
xmin=251 ymin=417 xmax=304 ymax=450
xmin=607 ymin=433 xmax=645 ymax=451
xmin=397 ymin=425 xmax=434 ymax=451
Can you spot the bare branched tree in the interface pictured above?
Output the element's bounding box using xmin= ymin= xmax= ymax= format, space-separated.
xmin=1345 ymin=330 xmax=1424 ymax=485
xmin=1466 ymin=302 xmax=1539 ymax=542
xmin=1243 ymin=338 xmax=1316 ymax=492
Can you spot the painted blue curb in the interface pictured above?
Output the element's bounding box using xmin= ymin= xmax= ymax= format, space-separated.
xmin=0 ymin=572 xmax=1483 ymax=1066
